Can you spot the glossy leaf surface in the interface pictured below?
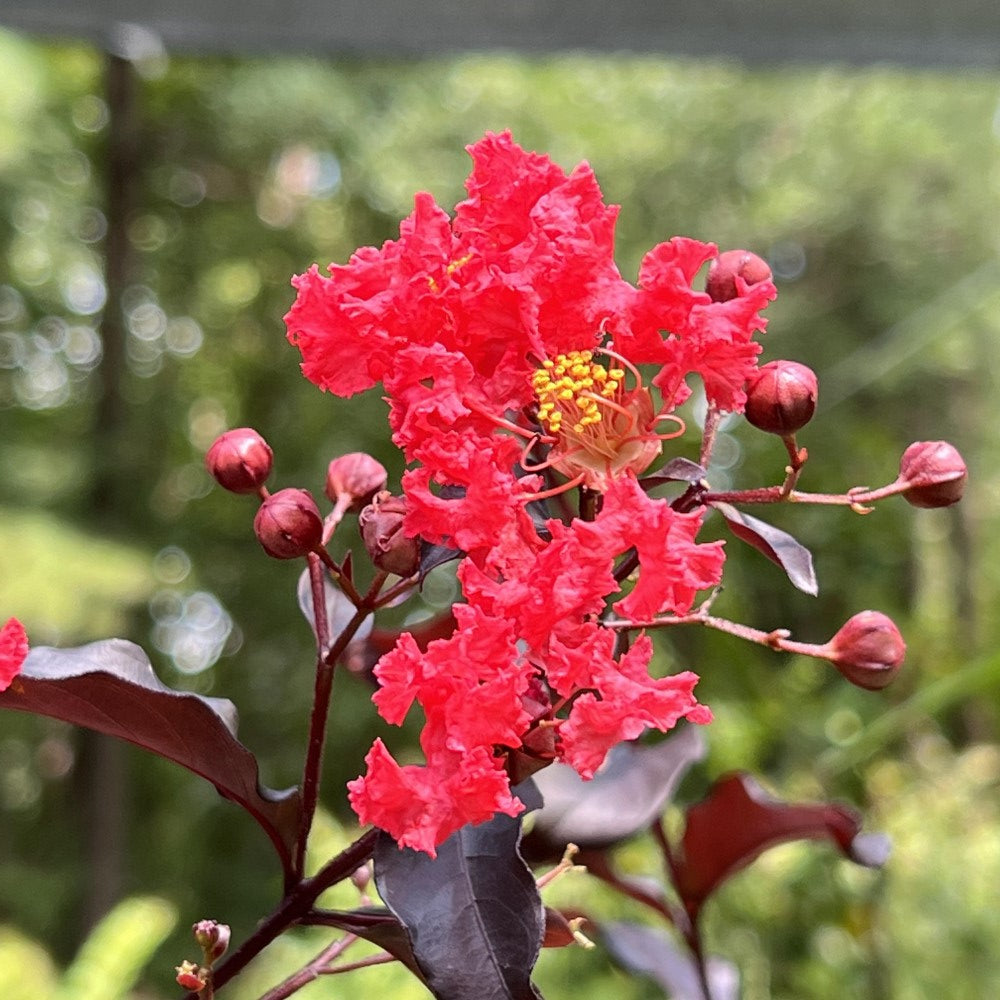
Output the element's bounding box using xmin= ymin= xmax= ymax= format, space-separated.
xmin=0 ymin=640 xmax=301 ymax=877
xmin=713 ymin=501 xmax=818 ymax=595
xmin=674 ymin=773 xmax=888 ymax=919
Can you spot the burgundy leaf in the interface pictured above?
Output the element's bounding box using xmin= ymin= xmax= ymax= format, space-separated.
xmin=602 ymin=921 xmax=739 ymax=1000
xmin=527 ymin=726 xmax=706 ymax=852
xmin=0 ymin=640 xmax=301 ymax=878
xmin=712 ymin=502 xmax=818 ymax=595
xmin=374 ymin=792 xmax=544 ymax=1000
xmin=674 ymin=773 xmax=888 ymax=920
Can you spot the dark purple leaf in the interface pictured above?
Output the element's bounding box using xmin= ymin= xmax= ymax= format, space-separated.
xmin=602 ymin=921 xmax=739 ymax=1000
xmin=528 ymin=726 xmax=707 ymax=851
xmin=641 ymin=458 xmax=707 ymax=488
xmin=419 ymin=539 xmax=463 ymax=579
xmin=674 ymin=773 xmax=887 ymax=920
xmin=0 ymin=640 xmax=301 ymax=878
xmin=712 ymin=501 xmax=818 ymax=595
xmin=374 ymin=795 xmax=544 ymax=1000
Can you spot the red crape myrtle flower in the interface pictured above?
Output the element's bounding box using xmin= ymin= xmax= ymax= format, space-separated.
xmin=286 ymin=132 xmax=775 ymax=855
xmin=0 ymin=617 xmax=29 ymax=692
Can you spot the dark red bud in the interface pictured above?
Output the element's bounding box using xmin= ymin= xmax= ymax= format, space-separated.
xmin=827 ymin=610 xmax=905 ymax=690
xmin=706 ymin=249 xmax=773 ymax=303
xmin=254 ymin=488 xmax=323 ymax=559
xmin=898 ymin=440 xmax=967 ymax=509
xmin=206 ymin=427 xmax=273 ymax=494
xmin=359 ymin=492 xmax=420 ymax=577
xmin=325 ymin=452 xmax=388 ymax=511
xmin=193 ymin=920 xmax=231 ymax=962
xmin=744 ymin=360 xmax=818 ymax=436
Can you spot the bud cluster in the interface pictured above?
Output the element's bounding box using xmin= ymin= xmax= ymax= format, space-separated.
xmin=206 ymin=429 xmax=417 ymax=579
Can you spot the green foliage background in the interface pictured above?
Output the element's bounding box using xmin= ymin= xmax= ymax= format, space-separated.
xmin=0 ymin=25 xmax=998 ymax=998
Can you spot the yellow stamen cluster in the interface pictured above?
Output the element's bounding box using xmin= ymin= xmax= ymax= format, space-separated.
xmin=532 ymin=350 xmax=627 ymax=435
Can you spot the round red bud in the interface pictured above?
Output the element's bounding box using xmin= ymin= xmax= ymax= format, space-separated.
xmin=254 ymin=488 xmax=323 ymax=559
xmin=206 ymin=427 xmax=273 ymax=494
xmin=706 ymin=249 xmax=773 ymax=303
xmin=359 ymin=492 xmax=420 ymax=577
xmin=325 ymin=452 xmax=388 ymax=511
xmin=827 ymin=610 xmax=905 ymax=691
xmin=898 ymin=440 xmax=967 ymax=509
xmin=744 ymin=360 xmax=818 ymax=436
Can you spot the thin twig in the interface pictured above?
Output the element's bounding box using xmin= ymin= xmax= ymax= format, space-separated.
xmin=255 ymin=934 xmax=360 ymax=1000
xmin=183 ymin=830 xmax=380 ymax=999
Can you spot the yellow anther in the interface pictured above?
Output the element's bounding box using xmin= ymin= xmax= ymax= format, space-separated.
xmin=446 ymin=252 xmax=474 ymax=275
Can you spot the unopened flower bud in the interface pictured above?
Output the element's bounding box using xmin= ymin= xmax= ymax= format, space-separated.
xmin=744 ymin=360 xmax=818 ymax=436
xmin=254 ymin=488 xmax=323 ymax=559
xmin=898 ymin=440 xmax=967 ymax=509
xmin=193 ymin=919 xmax=231 ymax=962
xmin=206 ymin=428 xmax=273 ymax=494
xmin=706 ymin=249 xmax=772 ymax=303
xmin=325 ymin=453 xmax=388 ymax=511
xmin=359 ymin=492 xmax=420 ymax=577
xmin=826 ymin=610 xmax=905 ymax=690
xmin=175 ymin=960 xmax=207 ymax=992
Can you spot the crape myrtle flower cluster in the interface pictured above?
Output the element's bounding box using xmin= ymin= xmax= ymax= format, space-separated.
xmin=201 ymin=131 xmax=965 ymax=858
xmin=280 ymin=131 xmax=778 ymax=854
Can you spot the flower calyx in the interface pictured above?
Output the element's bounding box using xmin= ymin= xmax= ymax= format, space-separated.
xmin=359 ymin=492 xmax=421 ymax=577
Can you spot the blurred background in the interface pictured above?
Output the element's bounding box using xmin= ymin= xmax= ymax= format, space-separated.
xmin=0 ymin=12 xmax=998 ymax=999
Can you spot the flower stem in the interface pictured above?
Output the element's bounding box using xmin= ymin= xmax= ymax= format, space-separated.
xmin=605 ymin=610 xmax=828 ymax=659
xmin=294 ymin=555 xmax=374 ymax=877
xmin=699 ymin=404 xmax=722 ymax=469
